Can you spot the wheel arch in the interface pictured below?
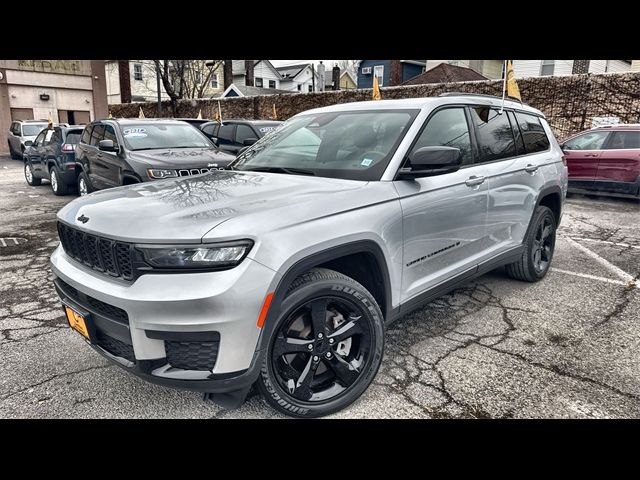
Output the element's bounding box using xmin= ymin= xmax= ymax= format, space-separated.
xmin=526 ymin=185 xmax=562 ymax=239
xmin=256 ymin=240 xmax=392 ymax=352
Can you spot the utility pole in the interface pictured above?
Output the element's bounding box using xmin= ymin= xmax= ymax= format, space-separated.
xmin=223 ymin=59 xmax=233 ymax=90
xmin=311 ymin=63 xmax=316 ymax=92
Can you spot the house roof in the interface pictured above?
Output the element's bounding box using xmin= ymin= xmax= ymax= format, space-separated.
xmin=276 ymin=63 xmax=310 ymax=79
xmin=232 ymin=60 xmax=282 ymax=79
xmin=401 ymin=63 xmax=488 ymax=85
xmin=219 ymin=83 xmax=294 ymax=98
xmin=323 ymin=70 xmax=356 ymax=87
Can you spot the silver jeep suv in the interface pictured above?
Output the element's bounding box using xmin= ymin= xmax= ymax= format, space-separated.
xmin=51 ymin=94 xmax=568 ymax=417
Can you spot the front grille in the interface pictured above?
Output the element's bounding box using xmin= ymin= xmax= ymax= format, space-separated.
xmin=178 ymin=168 xmax=214 ymax=177
xmin=166 ymin=339 xmax=220 ymax=371
xmin=57 ymin=222 xmax=134 ymax=281
xmin=96 ymin=330 xmax=136 ymax=363
xmin=56 ymin=278 xmax=129 ymax=324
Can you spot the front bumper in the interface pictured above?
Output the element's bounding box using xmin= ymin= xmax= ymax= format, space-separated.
xmin=50 ymin=245 xmax=279 ymax=393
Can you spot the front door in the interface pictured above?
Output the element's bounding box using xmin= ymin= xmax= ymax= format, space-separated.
xmin=395 ymin=106 xmax=489 ymax=303
xmin=29 ymin=130 xmax=47 ymax=174
xmin=97 ymin=124 xmax=124 ymax=187
xmin=562 ymin=129 xmax=610 ymax=190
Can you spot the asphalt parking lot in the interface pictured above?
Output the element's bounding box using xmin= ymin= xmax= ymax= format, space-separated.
xmin=0 ymin=154 xmax=638 ymax=419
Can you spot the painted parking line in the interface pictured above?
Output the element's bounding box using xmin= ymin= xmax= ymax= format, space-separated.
xmin=550 ymin=268 xmax=639 ymax=289
xmin=568 ymin=236 xmax=640 ymax=250
xmin=564 ymin=237 xmax=636 ymax=284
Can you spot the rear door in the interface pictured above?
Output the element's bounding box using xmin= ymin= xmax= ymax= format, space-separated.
xmin=234 ymin=124 xmax=259 ymax=149
xmin=41 ymin=128 xmax=63 ymax=178
xmin=561 ymin=130 xmax=610 ymax=189
xmin=596 ymin=130 xmax=640 ymax=195
xmin=480 ymin=108 xmax=550 ymax=253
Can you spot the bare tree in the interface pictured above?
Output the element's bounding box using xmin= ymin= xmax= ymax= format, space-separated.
xmin=336 ymin=60 xmax=359 ymax=79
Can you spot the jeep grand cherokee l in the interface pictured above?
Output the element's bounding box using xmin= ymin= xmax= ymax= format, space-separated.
xmin=51 ymin=95 xmax=568 ymax=417
xmin=74 ymin=118 xmax=235 ymax=196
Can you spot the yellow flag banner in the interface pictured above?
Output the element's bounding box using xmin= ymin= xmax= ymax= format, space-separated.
xmin=47 ymin=113 xmax=53 ymax=127
xmin=138 ymin=107 xmax=145 ymax=119
xmin=272 ymin=103 xmax=278 ymax=120
xmin=372 ymin=76 xmax=382 ymax=101
xmin=197 ymin=109 xmax=203 ymax=120
xmin=506 ymin=60 xmax=521 ymax=100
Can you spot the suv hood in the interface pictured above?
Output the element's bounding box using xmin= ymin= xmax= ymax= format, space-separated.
xmin=129 ymin=147 xmax=235 ymax=167
xmin=57 ymin=170 xmax=382 ymax=243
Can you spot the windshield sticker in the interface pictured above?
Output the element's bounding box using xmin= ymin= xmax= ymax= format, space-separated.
xmin=259 ymin=126 xmax=277 ymax=133
xmin=361 ymin=158 xmax=373 ymax=167
xmin=123 ymin=128 xmax=147 ymax=138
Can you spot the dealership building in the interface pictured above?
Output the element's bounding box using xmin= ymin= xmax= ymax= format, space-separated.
xmin=0 ymin=60 xmax=108 ymax=154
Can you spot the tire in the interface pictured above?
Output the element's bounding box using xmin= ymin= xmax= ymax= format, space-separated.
xmin=24 ymin=162 xmax=41 ymax=186
xmin=257 ymin=267 xmax=385 ymax=418
xmin=77 ymin=171 xmax=93 ymax=196
xmin=49 ymin=166 xmax=69 ymax=196
xmin=505 ymin=205 xmax=557 ymax=282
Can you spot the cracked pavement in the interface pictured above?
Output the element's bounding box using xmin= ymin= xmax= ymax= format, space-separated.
xmin=0 ymin=155 xmax=638 ymax=418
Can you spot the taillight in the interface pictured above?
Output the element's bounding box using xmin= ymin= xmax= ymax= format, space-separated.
xmin=61 ymin=143 xmax=75 ymax=152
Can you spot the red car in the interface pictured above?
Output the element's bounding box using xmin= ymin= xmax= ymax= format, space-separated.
xmin=561 ymin=124 xmax=640 ymax=199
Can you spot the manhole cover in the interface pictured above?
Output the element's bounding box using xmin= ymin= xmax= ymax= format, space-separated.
xmin=0 ymin=237 xmax=27 ymax=247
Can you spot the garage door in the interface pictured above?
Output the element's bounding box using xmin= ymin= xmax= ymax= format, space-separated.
xmin=10 ymin=108 xmax=34 ymax=121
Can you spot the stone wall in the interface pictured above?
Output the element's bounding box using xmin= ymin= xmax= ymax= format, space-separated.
xmin=109 ymin=72 xmax=640 ymax=139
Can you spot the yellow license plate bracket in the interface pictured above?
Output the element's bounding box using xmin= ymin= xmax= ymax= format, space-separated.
xmin=65 ymin=306 xmax=90 ymax=339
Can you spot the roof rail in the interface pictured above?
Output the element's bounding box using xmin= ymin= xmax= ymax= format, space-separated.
xmin=438 ymin=91 xmax=524 ymax=106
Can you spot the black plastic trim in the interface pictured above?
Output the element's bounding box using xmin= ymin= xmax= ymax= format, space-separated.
xmin=145 ymin=330 xmax=220 ymax=342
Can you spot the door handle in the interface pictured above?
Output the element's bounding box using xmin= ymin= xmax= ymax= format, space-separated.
xmin=524 ymin=164 xmax=539 ymax=173
xmin=585 ymin=153 xmax=599 ymax=157
xmin=465 ymin=175 xmax=486 ymax=187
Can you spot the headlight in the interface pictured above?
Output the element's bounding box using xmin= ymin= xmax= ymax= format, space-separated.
xmin=139 ymin=240 xmax=253 ymax=269
xmin=147 ymin=169 xmax=178 ymax=179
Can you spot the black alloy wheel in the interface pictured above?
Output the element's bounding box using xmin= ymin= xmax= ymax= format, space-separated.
xmin=258 ymin=268 xmax=384 ymax=417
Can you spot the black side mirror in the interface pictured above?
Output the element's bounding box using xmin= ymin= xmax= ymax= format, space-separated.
xmin=398 ymin=146 xmax=462 ymax=179
xmin=24 ymin=141 xmax=33 ymax=147
xmin=243 ymin=138 xmax=258 ymax=146
xmin=98 ymin=139 xmax=118 ymax=152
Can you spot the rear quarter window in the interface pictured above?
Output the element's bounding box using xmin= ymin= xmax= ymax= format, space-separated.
xmin=65 ymin=130 xmax=83 ymax=144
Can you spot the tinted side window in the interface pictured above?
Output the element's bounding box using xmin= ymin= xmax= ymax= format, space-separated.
xmin=81 ymin=126 xmax=92 ymax=144
xmin=235 ymin=124 xmax=256 ymax=144
xmin=43 ymin=129 xmax=55 ymax=146
xmin=50 ymin=128 xmax=62 ymax=146
xmin=605 ymin=131 xmax=640 ymax=150
xmin=217 ymin=124 xmax=235 ymax=145
xmin=34 ymin=131 xmax=46 ymax=147
xmin=507 ymin=111 xmax=526 ymax=155
xmin=103 ymin=124 xmax=119 ymax=147
xmin=514 ymin=112 xmax=551 ymax=153
xmin=90 ymin=125 xmax=105 ymax=146
xmin=202 ymin=124 xmax=218 ymax=136
xmin=563 ymin=130 xmax=609 ymax=151
xmin=469 ymin=107 xmax=516 ymax=163
xmin=410 ymin=107 xmax=473 ymax=165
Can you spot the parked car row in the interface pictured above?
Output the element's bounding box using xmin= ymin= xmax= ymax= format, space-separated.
xmin=8 ymin=119 xmax=69 ymax=159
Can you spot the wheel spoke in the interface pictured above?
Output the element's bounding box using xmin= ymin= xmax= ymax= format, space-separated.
xmin=542 ymin=245 xmax=552 ymax=262
xmin=273 ymin=335 xmax=313 ymax=357
xmin=541 ymin=224 xmax=552 ymax=241
xmin=327 ymin=354 xmax=360 ymax=387
xmin=328 ymin=315 xmax=364 ymax=343
xmin=309 ymin=298 xmax=329 ymax=337
xmin=533 ymin=249 xmax=541 ymax=267
xmin=291 ymin=356 xmax=318 ymax=400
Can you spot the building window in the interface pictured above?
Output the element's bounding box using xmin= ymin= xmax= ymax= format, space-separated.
xmin=133 ymin=63 xmax=143 ymax=81
xmin=269 ymin=80 xmax=276 ymax=89
xmin=211 ymin=73 xmax=219 ymax=88
xmin=194 ymin=71 xmax=202 ymax=84
xmin=308 ymin=84 xmax=313 ymax=92
xmin=540 ymin=60 xmax=555 ymax=76
xmin=373 ymin=65 xmax=384 ymax=86
xmin=255 ymin=77 xmax=263 ymax=87
xmin=297 ymin=84 xmax=302 ymax=91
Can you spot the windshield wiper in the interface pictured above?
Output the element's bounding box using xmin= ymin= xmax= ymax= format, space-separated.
xmin=244 ymin=166 xmax=316 ymax=176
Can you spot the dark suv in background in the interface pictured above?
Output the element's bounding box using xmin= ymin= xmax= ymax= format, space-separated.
xmin=74 ymin=118 xmax=235 ymax=196
xmin=561 ymin=124 xmax=640 ymax=199
xmin=24 ymin=125 xmax=84 ymax=195
xmin=200 ymin=119 xmax=282 ymax=155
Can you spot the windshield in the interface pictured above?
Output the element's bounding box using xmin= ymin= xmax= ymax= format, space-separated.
xmin=120 ymin=123 xmax=213 ymax=151
xmin=22 ymin=124 xmax=47 ymax=136
xmin=231 ymin=110 xmax=418 ymax=181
